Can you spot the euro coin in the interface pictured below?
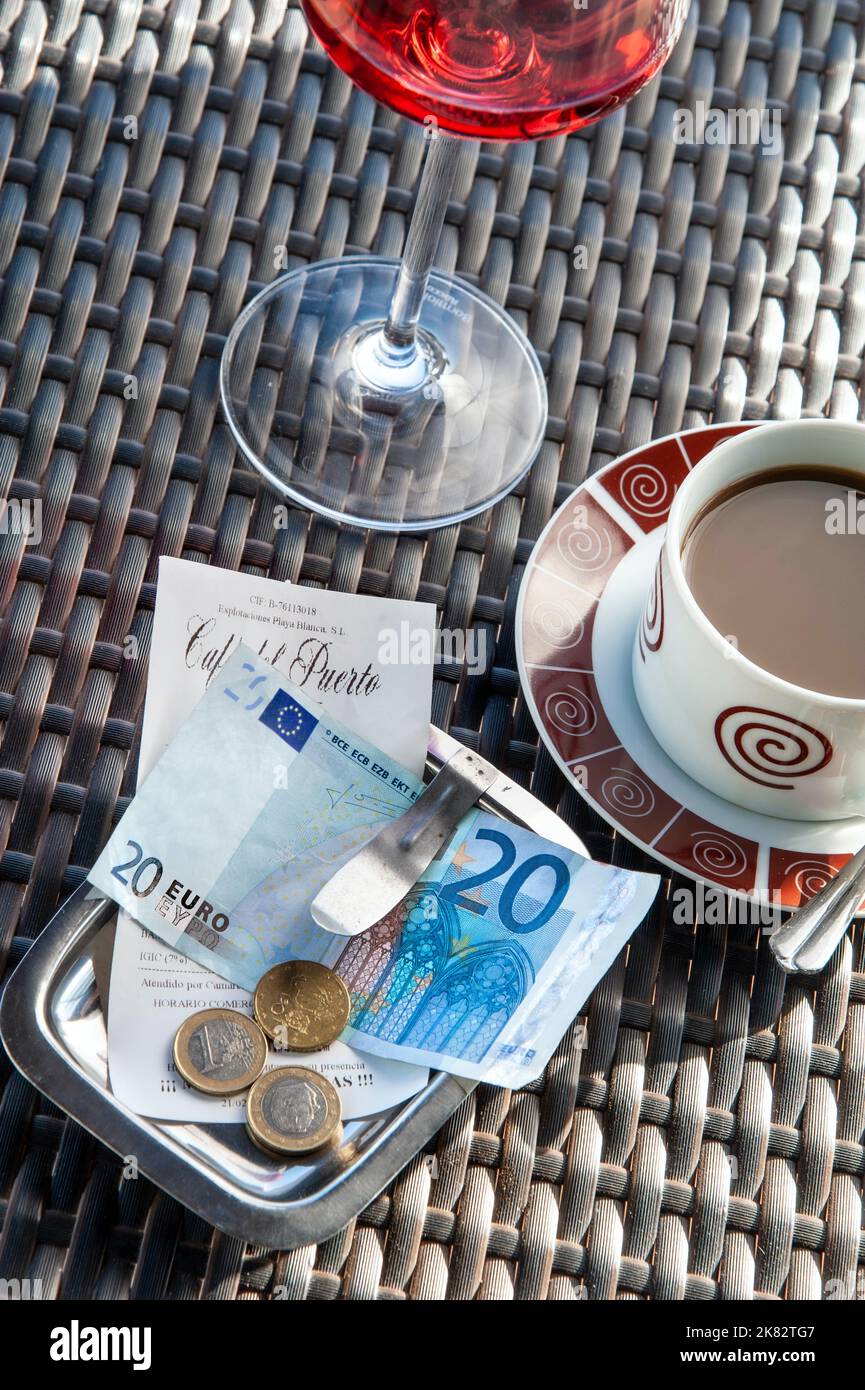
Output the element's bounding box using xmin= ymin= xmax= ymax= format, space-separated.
xmin=246 ymin=1066 xmax=342 ymax=1156
xmin=173 ymin=1008 xmax=268 ymax=1096
xmin=253 ymin=960 xmax=350 ymax=1051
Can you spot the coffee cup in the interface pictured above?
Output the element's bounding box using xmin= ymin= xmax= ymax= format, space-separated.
xmin=632 ymin=420 xmax=865 ymax=821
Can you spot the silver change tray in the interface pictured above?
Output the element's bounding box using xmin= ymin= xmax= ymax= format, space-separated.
xmin=0 ymin=727 xmax=587 ymax=1249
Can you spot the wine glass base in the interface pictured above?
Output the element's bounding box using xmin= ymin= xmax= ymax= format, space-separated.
xmin=337 ymin=320 xmax=449 ymax=424
xmin=220 ymin=257 xmax=547 ymax=532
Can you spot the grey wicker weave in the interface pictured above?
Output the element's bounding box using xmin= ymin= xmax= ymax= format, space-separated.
xmin=0 ymin=0 xmax=864 ymax=1302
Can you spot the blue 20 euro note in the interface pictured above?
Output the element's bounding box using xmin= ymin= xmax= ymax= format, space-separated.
xmin=89 ymin=645 xmax=660 ymax=1086
xmin=336 ymin=810 xmax=659 ymax=1085
xmin=89 ymin=645 xmax=425 ymax=992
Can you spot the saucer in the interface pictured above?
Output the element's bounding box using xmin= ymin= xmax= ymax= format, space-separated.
xmin=516 ymin=424 xmax=865 ymax=910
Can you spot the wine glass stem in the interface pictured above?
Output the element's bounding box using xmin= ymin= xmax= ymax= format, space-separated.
xmin=380 ymin=131 xmax=461 ymax=362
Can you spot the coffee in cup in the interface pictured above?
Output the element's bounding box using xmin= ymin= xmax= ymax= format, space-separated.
xmin=681 ymin=466 xmax=865 ymax=698
xmin=632 ymin=420 xmax=865 ymax=821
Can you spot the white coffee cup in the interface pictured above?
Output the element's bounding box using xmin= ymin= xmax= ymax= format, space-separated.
xmin=632 ymin=419 xmax=865 ymax=821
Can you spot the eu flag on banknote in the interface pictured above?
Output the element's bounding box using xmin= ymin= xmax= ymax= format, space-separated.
xmin=258 ymin=690 xmax=318 ymax=751
xmin=88 ymin=645 xmax=660 ymax=1087
xmin=89 ymin=647 xmax=425 ymax=991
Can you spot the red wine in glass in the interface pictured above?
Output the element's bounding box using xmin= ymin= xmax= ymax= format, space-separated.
xmin=302 ymin=0 xmax=686 ymax=140
xmin=222 ymin=3 xmax=688 ymax=530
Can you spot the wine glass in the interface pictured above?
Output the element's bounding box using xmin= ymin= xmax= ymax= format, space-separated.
xmin=221 ymin=0 xmax=690 ymax=531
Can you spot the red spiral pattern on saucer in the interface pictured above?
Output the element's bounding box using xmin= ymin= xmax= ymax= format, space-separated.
xmin=617 ymin=462 xmax=674 ymax=519
xmin=689 ymin=830 xmax=750 ymax=879
xmin=788 ymin=860 xmax=837 ymax=900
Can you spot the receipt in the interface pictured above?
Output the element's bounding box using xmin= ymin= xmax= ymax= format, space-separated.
xmin=106 ymin=558 xmax=433 ymax=1122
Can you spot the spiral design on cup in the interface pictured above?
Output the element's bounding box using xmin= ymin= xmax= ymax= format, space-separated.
xmin=638 ymin=556 xmax=665 ymax=662
xmin=557 ymin=519 xmax=613 ymax=572
xmin=713 ymin=706 xmax=833 ymax=791
xmin=689 ymin=831 xmax=749 ymax=879
xmin=600 ymin=767 xmax=656 ymax=818
xmin=530 ymin=597 xmax=584 ymax=650
xmin=618 ymin=463 xmax=673 ymax=519
xmin=544 ymin=686 xmax=597 ymax=738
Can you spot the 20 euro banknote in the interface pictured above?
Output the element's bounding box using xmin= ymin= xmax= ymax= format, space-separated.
xmin=336 ymin=809 xmax=659 ymax=1085
xmin=89 ymin=645 xmax=660 ymax=1085
xmin=89 ymin=645 xmax=425 ymax=992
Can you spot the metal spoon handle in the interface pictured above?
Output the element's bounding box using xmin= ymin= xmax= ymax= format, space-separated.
xmin=769 ymin=842 xmax=865 ymax=973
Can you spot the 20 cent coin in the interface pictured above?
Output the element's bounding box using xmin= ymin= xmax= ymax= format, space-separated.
xmin=253 ymin=960 xmax=350 ymax=1051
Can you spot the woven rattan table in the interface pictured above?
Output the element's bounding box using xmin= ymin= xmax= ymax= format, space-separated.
xmin=1 ymin=0 xmax=864 ymax=1303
